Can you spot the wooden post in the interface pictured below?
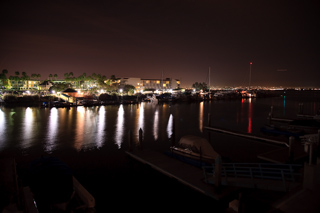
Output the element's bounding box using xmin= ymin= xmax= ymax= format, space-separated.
xmin=171 ymin=116 xmax=175 ymax=147
xmin=128 ymin=130 xmax=132 ymax=151
xmin=268 ymin=106 xmax=273 ymax=124
xmin=318 ymin=129 xmax=320 ymax=145
xmin=207 ymin=113 xmax=211 ymax=142
xmin=309 ymin=143 xmax=313 ymax=166
xmin=289 ymin=136 xmax=294 ymax=162
xmin=299 ymin=103 xmax=304 ymax=114
xmin=139 ymin=128 xmax=143 ymax=150
xmin=214 ymin=155 xmax=222 ymax=189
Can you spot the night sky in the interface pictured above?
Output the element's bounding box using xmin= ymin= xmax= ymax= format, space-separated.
xmin=1 ymin=0 xmax=319 ymax=87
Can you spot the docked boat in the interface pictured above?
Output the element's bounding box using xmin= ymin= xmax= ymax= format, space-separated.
xmin=241 ymin=90 xmax=256 ymax=98
xmin=169 ymin=135 xmax=219 ymax=165
xmin=261 ymin=118 xmax=320 ymax=139
xmin=27 ymin=156 xmax=95 ymax=212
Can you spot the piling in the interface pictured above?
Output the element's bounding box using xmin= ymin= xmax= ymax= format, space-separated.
xmin=299 ymin=103 xmax=304 ymax=114
xmin=139 ymin=128 xmax=143 ymax=150
xmin=207 ymin=113 xmax=211 ymax=142
xmin=128 ymin=130 xmax=133 ymax=151
xmin=268 ymin=106 xmax=273 ymax=124
xmin=289 ymin=136 xmax=294 ymax=162
xmin=309 ymin=143 xmax=313 ymax=166
xmin=214 ymin=155 xmax=222 ymax=189
xmin=171 ymin=116 xmax=176 ymax=147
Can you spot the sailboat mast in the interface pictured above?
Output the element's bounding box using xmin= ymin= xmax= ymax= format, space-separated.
xmin=249 ymin=62 xmax=252 ymax=89
xmin=208 ymin=67 xmax=210 ymax=92
xmin=161 ymin=70 xmax=163 ymax=91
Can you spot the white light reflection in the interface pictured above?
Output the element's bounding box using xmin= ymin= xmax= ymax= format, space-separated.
xmin=136 ymin=103 xmax=144 ymax=142
xmin=115 ymin=105 xmax=124 ymax=148
xmin=199 ymin=101 xmax=204 ymax=132
xmin=167 ymin=114 xmax=173 ymax=139
xmin=96 ymin=107 xmax=106 ymax=148
xmin=45 ymin=108 xmax=58 ymax=153
xmin=153 ymin=109 xmax=159 ymax=140
xmin=21 ymin=107 xmax=34 ymax=149
xmin=0 ymin=109 xmax=6 ymax=150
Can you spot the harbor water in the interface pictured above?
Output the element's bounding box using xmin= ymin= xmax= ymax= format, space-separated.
xmin=0 ymin=90 xmax=319 ymax=211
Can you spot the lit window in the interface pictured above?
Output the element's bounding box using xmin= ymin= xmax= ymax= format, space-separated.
xmin=166 ymin=81 xmax=169 ymax=84
xmin=163 ymin=84 xmax=166 ymax=87
xmin=146 ymin=80 xmax=150 ymax=84
xmin=156 ymin=81 xmax=160 ymax=84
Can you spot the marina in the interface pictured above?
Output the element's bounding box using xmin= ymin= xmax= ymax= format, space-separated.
xmin=1 ymin=91 xmax=320 ymax=212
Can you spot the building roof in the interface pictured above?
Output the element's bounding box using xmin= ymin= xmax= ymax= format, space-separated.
xmin=62 ymin=88 xmax=77 ymax=93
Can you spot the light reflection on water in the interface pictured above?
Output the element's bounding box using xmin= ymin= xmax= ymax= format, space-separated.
xmin=115 ymin=105 xmax=124 ymax=148
xmin=1 ymin=96 xmax=316 ymax=154
xmin=153 ymin=109 xmax=159 ymax=140
xmin=137 ymin=103 xmax=144 ymax=139
xmin=199 ymin=101 xmax=203 ymax=132
xmin=167 ymin=114 xmax=173 ymax=139
xmin=0 ymin=109 xmax=5 ymax=149
xmin=45 ymin=107 xmax=58 ymax=153
xmin=74 ymin=107 xmax=85 ymax=150
xmin=21 ymin=107 xmax=34 ymax=149
xmin=96 ymin=106 xmax=106 ymax=148
xmin=240 ymin=98 xmax=253 ymax=133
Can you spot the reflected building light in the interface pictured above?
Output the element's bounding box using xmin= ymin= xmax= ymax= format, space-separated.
xmin=96 ymin=106 xmax=106 ymax=148
xmin=248 ymin=99 xmax=252 ymax=133
xmin=199 ymin=101 xmax=204 ymax=132
xmin=74 ymin=107 xmax=85 ymax=151
xmin=81 ymin=109 xmax=96 ymax=150
xmin=153 ymin=109 xmax=159 ymax=140
xmin=0 ymin=109 xmax=6 ymax=150
xmin=115 ymin=105 xmax=124 ymax=149
xmin=22 ymin=107 xmax=34 ymax=149
xmin=45 ymin=108 xmax=58 ymax=153
xmin=167 ymin=114 xmax=173 ymax=139
xmin=137 ymin=103 xmax=144 ymax=137
xmin=77 ymin=106 xmax=85 ymax=113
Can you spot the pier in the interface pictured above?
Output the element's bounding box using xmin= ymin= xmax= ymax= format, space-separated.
xmin=125 ymin=149 xmax=239 ymax=201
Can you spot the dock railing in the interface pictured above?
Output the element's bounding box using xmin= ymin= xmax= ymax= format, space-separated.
xmin=203 ymin=163 xmax=302 ymax=191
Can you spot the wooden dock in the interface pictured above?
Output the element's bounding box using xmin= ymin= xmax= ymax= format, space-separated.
xmin=257 ymin=145 xmax=308 ymax=164
xmin=125 ymin=150 xmax=239 ymax=201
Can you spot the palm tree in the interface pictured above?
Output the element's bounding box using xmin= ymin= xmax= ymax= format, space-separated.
xmin=54 ymin=74 xmax=58 ymax=80
xmin=14 ymin=71 xmax=20 ymax=89
xmin=64 ymin=73 xmax=69 ymax=79
xmin=21 ymin=72 xmax=30 ymax=89
xmin=0 ymin=69 xmax=8 ymax=88
xmin=49 ymin=74 xmax=53 ymax=80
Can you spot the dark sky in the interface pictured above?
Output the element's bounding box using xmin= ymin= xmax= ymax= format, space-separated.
xmin=1 ymin=0 xmax=319 ymax=87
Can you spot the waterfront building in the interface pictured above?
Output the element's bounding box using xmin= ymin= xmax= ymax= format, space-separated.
xmin=24 ymin=80 xmax=41 ymax=90
xmin=37 ymin=80 xmax=53 ymax=91
xmin=117 ymin=77 xmax=180 ymax=93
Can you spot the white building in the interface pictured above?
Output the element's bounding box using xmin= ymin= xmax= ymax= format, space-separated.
xmin=119 ymin=77 xmax=180 ymax=93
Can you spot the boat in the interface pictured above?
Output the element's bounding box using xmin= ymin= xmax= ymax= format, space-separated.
xmin=241 ymin=90 xmax=256 ymax=98
xmin=27 ymin=156 xmax=95 ymax=212
xmin=169 ymin=135 xmax=219 ymax=165
xmin=261 ymin=118 xmax=320 ymax=139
